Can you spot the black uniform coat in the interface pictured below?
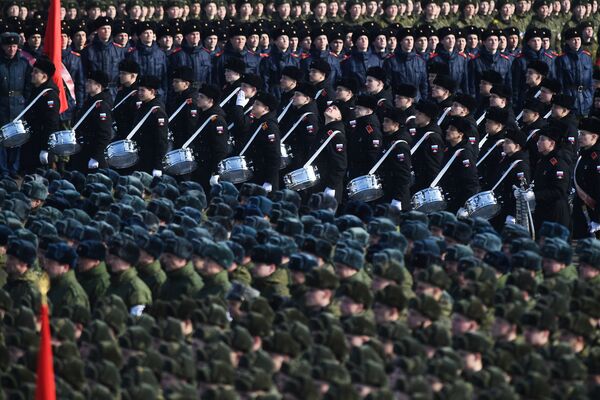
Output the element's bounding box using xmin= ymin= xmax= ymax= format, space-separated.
xmin=278 ymin=101 xmax=320 ymax=170
xmin=477 ymin=129 xmax=507 ymax=189
xmin=381 ymin=129 xmax=412 ymax=209
xmin=113 ymin=83 xmax=139 ymax=136
xmin=21 ymin=80 xmax=60 ymax=174
xmin=128 ymin=97 xmax=169 ymax=173
xmin=532 ymin=149 xmax=571 ymax=233
xmin=310 ymin=120 xmax=347 ymax=203
xmin=192 ymin=105 xmax=230 ymax=189
xmin=439 ymin=138 xmax=480 ymax=213
xmin=167 ymin=87 xmax=197 ymax=149
xmin=521 ymin=117 xmax=548 ymax=176
xmin=573 ymin=141 xmax=600 ymax=239
xmin=347 ymin=112 xmax=383 ymax=179
xmin=230 ymin=106 xmax=281 ymax=189
xmin=410 ymin=122 xmax=445 ymax=193
xmin=68 ymin=89 xmax=113 ymax=172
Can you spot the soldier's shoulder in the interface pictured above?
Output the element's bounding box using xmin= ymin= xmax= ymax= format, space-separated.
xmin=582 ymin=49 xmax=592 ymax=57
xmin=214 ymin=49 xmax=224 ymax=57
xmin=429 ymin=52 xmax=439 ymax=59
xmin=70 ymin=51 xmax=81 ymax=57
xmin=499 ymin=53 xmax=510 ymax=60
xmin=112 ymin=42 xmax=124 ymax=48
xmin=171 ymin=47 xmax=183 ymax=56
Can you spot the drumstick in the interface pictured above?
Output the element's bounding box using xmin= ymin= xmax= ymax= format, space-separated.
xmin=13 ymin=88 xmax=53 ymax=122
xmin=111 ymin=90 xmax=137 ymax=111
xmin=181 ymin=114 xmax=218 ymax=149
xmin=277 ymin=99 xmax=293 ymax=123
xmin=239 ymin=123 xmax=267 ymax=156
xmin=368 ymin=140 xmax=408 ymax=175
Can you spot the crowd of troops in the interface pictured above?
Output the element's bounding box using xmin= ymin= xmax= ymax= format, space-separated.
xmin=1 ymin=0 xmax=600 ymax=398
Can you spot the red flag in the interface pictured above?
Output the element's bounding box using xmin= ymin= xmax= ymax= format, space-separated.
xmin=43 ymin=0 xmax=68 ymax=113
xmin=35 ymin=303 xmax=56 ymax=400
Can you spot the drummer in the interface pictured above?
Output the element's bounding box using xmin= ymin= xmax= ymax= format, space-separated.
xmin=346 ymin=94 xmax=383 ymax=180
xmin=168 ymin=66 xmax=198 ymax=149
xmin=410 ymin=100 xmax=444 ymax=194
xmin=477 ymin=107 xmax=509 ymax=189
xmin=439 ymin=116 xmax=479 ymax=214
xmin=380 ymin=106 xmax=412 ymax=211
xmin=191 ymin=83 xmax=230 ymax=192
xmin=228 ymin=73 xmax=263 ymax=152
xmin=113 ymin=59 xmax=140 ymax=136
xmin=68 ymin=70 xmax=114 ymax=173
xmin=489 ymin=128 xmax=531 ymax=231
xmin=21 ymin=58 xmax=61 ymax=175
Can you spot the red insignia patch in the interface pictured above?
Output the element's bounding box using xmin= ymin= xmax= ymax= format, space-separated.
xmin=366 ymin=124 xmax=374 ymax=134
xmin=327 ymin=130 xmax=334 ymax=136
xmin=186 ymin=98 xmax=193 ymax=105
xmin=592 ymin=152 xmax=598 ymax=160
xmin=262 ymin=122 xmax=268 ymax=130
xmin=550 ymin=157 xmax=557 ymax=166
xmin=95 ymin=102 xmax=102 ymax=108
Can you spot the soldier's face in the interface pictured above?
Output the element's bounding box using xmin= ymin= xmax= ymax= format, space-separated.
xmin=355 ymin=36 xmax=369 ymax=52
xmin=450 ymin=102 xmax=467 ymax=116
xmin=292 ymin=91 xmax=310 ymax=107
xmin=334 ymin=86 xmax=351 ymax=101
xmin=340 ymin=296 xmax=363 ymax=317
xmin=489 ymin=94 xmax=506 ymax=108
xmin=137 ymin=87 xmax=155 ymax=102
xmin=28 ymin=34 xmax=41 ymax=49
xmin=252 ymin=262 xmax=275 ymax=278
xmin=106 ymin=254 xmax=131 ymax=273
xmin=484 ymin=36 xmax=499 ymax=52
xmin=394 ymin=95 xmax=411 ymax=110
xmin=186 ymin=32 xmax=201 ymax=47
xmin=442 ymin=34 xmax=455 ymax=50
xmin=502 ymin=139 xmax=519 ymax=155
xmin=567 ymin=37 xmax=581 ymax=51
xmin=382 ymin=117 xmax=400 ymax=133
xmin=230 ymin=35 xmax=246 ymax=51
xmin=45 ymin=259 xmax=68 ymax=279
xmin=308 ymin=68 xmax=325 ymax=83
xmin=5 ymin=255 xmax=28 ymax=277
xmin=2 ymin=44 xmax=18 ymax=59
xmin=400 ymin=36 xmax=414 ymax=52
xmin=335 ymin=263 xmax=357 ymax=279
xmin=431 ymin=84 xmax=448 ymax=100
xmin=172 ymin=78 xmax=189 ymax=93
xmin=275 ymin=35 xmax=289 ymax=51
xmin=96 ymin=25 xmax=111 ymax=42
xmin=85 ymin=79 xmax=102 ymax=95
xmin=578 ymin=130 xmax=598 ymax=148
xmin=195 ymin=93 xmax=213 ymax=111
xmin=445 ymin=126 xmax=463 ymax=145
xmin=31 ymin=68 xmax=47 ymax=86
xmin=524 ymin=327 xmax=550 ymax=346
xmin=324 ymin=105 xmax=342 ymax=120
xmin=537 ymin=135 xmax=555 ymax=154
xmin=304 ymin=288 xmax=331 ymax=307
xmin=522 ymin=109 xmax=538 ymax=124
xmin=365 ymin=77 xmax=383 ymax=94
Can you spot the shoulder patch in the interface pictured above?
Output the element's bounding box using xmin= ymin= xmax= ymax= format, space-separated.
xmin=500 ymin=54 xmax=510 ymax=60
xmin=215 ymin=50 xmax=224 ymax=57
xmin=543 ymin=52 xmax=554 ymax=59
xmin=582 ymin=50 xmax=591 ymax=56
xmin=113 ymin=42 xmax=123 ymax=48
xmin=290 ymin=52 xmax=299 ymax=58
xmin=429 ymin=52 xmax=438 ymax=58
xmin=301 ymin=53 xmax=310 ymax=59
xmin=259 ymin=53 xmax=269 ymax=58
xmin=458 ymin=52 xmax=467 ymax=59
xmin=550 ymin=157 xmax=558 ymax=166
xmin=592 ymin=152 xmax=598 ymax=160
xmin=366 ymin=124 xmax=374 ymax=134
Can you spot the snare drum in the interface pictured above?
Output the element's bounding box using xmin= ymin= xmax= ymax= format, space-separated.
xmin=411 ymin=187 xmax=447 ymax=213
xmin=163 ymin=148 xmax=197 ymax=175
xmin=279 ymin=143 xmax=293 ymax=170
xmin=218 ymin=156 xmax=253 ymax=183
xmin=48 ymin=130 xmax=81 ymax=156
xmin=0 ymin=120 xmax=30 ymax=148
xmin=346 ymin=174 xmax=383 ymax=202
xmin=464 ymin=191 xmax=500 ymax=219
xmin=105 ymin=139 xmax=139 ymax=169
xmin=284 ymin=165 xmax=319 ymax=191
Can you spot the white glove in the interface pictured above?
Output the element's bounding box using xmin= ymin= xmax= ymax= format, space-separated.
xmin=324 ymin=187 xmax=336 ymax=198
xmin=590 ymin=221 xmax=600 ymax=233
xmin=235 ymin=90 xmax=248 ymax=106
xmin=88 ymin=158 xmax=99 ymax=169
xmin=262 ymin=182 xmax=273 ymax=193
xmin=523 ymin=190 xmax=535 ymax=202
xmin=209 ymin=175 xmax=220 ymax=186
xmin=39 ymin=150 xmax=48 ymax=165
xmin=152 ymin=169 xmax=162 ymax=177
xmin=505 ymin=215 xmax=516 ymax=225
xmin=390 ymin=199 xmax=402 ymax=210
xmin=457 ymin=207 xmax=469 ymax=219
xmin=130 ymin=305 xmax=145 ymax=316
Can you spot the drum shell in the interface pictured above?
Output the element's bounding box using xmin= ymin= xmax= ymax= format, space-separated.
xmin=1 ymin=120 xmax=30 ymax=148
xmin=464 ymin=191 xmax=500 ymax=219
xmin=411 ymin=187 xmax=447 ymax=213
xmin=218 ymin=156 xmax=254 ymax=184
xmin=346 ymin=174 xmax=384 ymax=202
xmin=284 ymin=165 xmax=319 ymax=191
xmin=48 ymin=130 xmax=82 ymax=156
xmin=105 ymin=139 xmax=139 ymax=169
xmin=163 ymin=148 xmax=198 ymax=175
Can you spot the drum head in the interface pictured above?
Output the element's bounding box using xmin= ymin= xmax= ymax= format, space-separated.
xmin=221 ymin=169 xmax=253 ymax=184
xmin=51 ymin=143 xmax=82 ymax=156
xmin=469 ymin=203 xmax=501 ymax=219
xmin=165 ymin=160 xmax=198 ymax=176
xmin=107 ymin=154 xmax=139 ymax=169
xmin=2 ymin=132 xmax=30 ymax=148
xmin=414 ymin=201 xmax=447 ymax=213
xmin=349 ymin=188 xmax=384 ymax=203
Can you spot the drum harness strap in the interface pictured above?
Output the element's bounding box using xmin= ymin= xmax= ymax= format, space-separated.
xmin=227 ymin=104 xmax=254 ymax=130
xmin=277 ymin=99 xmax=294 ymax=123
xmin=303 ymin=131 xmax=341 ymax=168
xmin=476 ymin=139 xmax=505 ymax=167
xmin=13 ymin=88 xmax=53 ymax=122
xmin=526 ymin=128 xmax=541 ymax=143
xmin=125 ymin=106 xmax=161 ymax=140
xmin=430 ymin=148 xmax=464 ymax=188
xmin=220 ymin=87 xmax=241 ymax=108
xmin=515 ymin=90 xmax=541 ymax=122
xmin=574 ymin=156 xmax=596 ymax=227
xmin=314 ymin=89 xmax=324 ymax=100
xmin=490 ymin=159 xmax=523 ymax=192
xmin=368 ymin=140 xmax=408 ymax=175
xmin=437 ymin=107 xmax=451 ymax=126
xmin=181 ymin=114 xmax=219 ymax=149
xmin=111 ymin=90 xmax=137 ymax=111
xmin=476 ymin=111 xmax=486 ymax=126
xmin=168 ymin=98 xmax=192 ymax=123
xmin=543 ymin=109 xmax=552 ymax=119
xmin=410 ymin=131 xmax=433 ymax=155
xmin=239 ymin=122 xmax=269 ymax=156
xmin=72 ymin=100 xmax=103 ymax=131
xmin=281 ymin=112 xmax=315 ymax=143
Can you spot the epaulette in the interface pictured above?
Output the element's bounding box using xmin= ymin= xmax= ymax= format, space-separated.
xmin=550 ymin=157 xmax=558 ymax=166
xmin=384 ymin=53 xmax=395 ymax=59
xmin=557 ymin=52 xmax=565 ymax=57
xmin=429 ymin=52 xmax=438 ymax=58
xmin=172 ymin=48 xmax=183 ymax=55
xmin=342 ymin=54 xmax=350 ymax=61
xmin=290 ymin=52 xmax=299 ymax=58
xmin=582 ymin=49 xmax=591 ymax=56
xmin=202 ymin=47 xmax=211 ymax=54
xmin=113 ymin=42 xmax=123 ymax=48
xmin=515 ymin=53 xmax=525 ymax=59
xmin=457 ymin=51 xmax=467 ymax=59
xmin=127 ymin=47 xmax=136 ymax=53
xmin=329 ymin=52 xmax=337 ymax=57
xmin=543 ymin=52 xmax=554 ymax=59
xmin=70 ymin=51 xmax=80 ymax=57
xmin=500 ymin=54 xmax=510 ymax=60
xmin=300 ymin=53 xmax=310 ymax=59
xmin=215 ymin=50 xmax=224 ymax=57
xmin=259 ymin=53 xmax=269 ymax=58
xmin=471 ymin=54 xmax=481 ymax=60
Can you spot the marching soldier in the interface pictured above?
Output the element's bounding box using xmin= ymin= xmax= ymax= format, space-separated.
xmin=192 ymin=84 xmax=230 ymax=191
xmin=68 ymin=70 xmax=113 ymax=173
xmin=167 ymin=66 xmax=197 ymax=149
xmin=548 ymin=94 xmax=578 ymax=165
xmin=429 ymin=27 xmax=469 ymax=94
xmin=307 ymin=58 xmax=335 ymax=116
xmin=478 ymin=107 xmax=509 ymax=188
xmin=573 ymin=117 xmax=600 ymax=239
xmin=440 ymin=116 xmax=480 ymax=213
xmin=127 ymin=75 xmax=169 ymax=176
xmin=346 ymin=95 xmax=383 ymax=179
xmin=4 ymin=239 xmax=40 ymax=309
xmin=380 ymin=107 xmax=412 ymax=210
xmin=113 ymin=59 xmax=140 ymax=136
xmin=393 ymin=84 xmax=418 ymax=132
xmin=228 ymin=73 xmax=262 ymax=147
xmin=308 ymin=101 xmax=348 ymax=203
xmin=512 ymin=60 xmax=549 ymax=114
xmin=220 ymin=58 xmax=246 ymax=115
xmin=230 ymin=90 xmax=281 ymax=192
xmin=334 ymin=77 xmax=359 ymax=109
xmin=278 ymin=66 xmax=301 ymax=114
xmin=411 ymin=100 xmax=444 ymax=193
xmin=21 ymin=59 xmax=61 ymax=175
xmin=384 ymin=27 xmax=428 ymax=101
xmin=445 ymin=93 xmax=479 ymax=151
xmin=45 ymin=242 xmax=90 ymax=315
xmin=520 ymin=98 xmax=549 ymax=174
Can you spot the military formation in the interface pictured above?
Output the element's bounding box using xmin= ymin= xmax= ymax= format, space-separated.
xmin=1 ymin=0 xmax=600 ymax=398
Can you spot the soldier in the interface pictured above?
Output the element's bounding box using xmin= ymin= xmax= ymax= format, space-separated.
xmin=277 ymin=66 xmax=301 ymax=114
xmin=3 ymin=239 xmax=40 ymax=309
xmin=340 ymin=27 xmax=382 ymax=85
xmin=191 ymin=83 xmax=230 ymax=190
xmin=259 ymin=27 xmax=300 ymax=99
xmin=520 ymin=98 xmax=549 ymax=173
xmin=411 ymin=100 xmax=444 ymax=193
xmin=60 ymin=21 xmax=85 ymax=125
xmin=548 ymin=94 xmax=578 ymax=165
xmin=346 ymin=95 xmax=383 ymax=179
xmin=440 ymin=116 xmax=480 ymax=213
xmin=301 ymin=26 xmax=342 ymax=85
xmin=167 ymin=66 xmax=197 ymax=149
xmin=157 ymin=23 xmax=176 ymax=56
xmin=307 ymin=58 xmax=335 ymax=115
xmin=128 ymin=21 xmax=169 ymax=99
xmin=214 ymin=25 xmax=261 ymax=87
xmin=429 ymin=27 xmax=469 ymax=94
xmin=158 ymin=236 xmax=204 ymax=301
xmin=334 ymin=77 xmax=359 ymax=109
xmin=168 ymin=20 xmax=213 ymax=88
xmin=81 ymin=17 xmax=127 ymax=97
xmin=250 ymin=244 xmax=290 ymax=299
xmin=308 ymin=101 xmax=348 ymax=203
xmin=21 ymin=59 xmax=61 ymax=175
xmin=467 ymin=29 xmax=512 ymax=98
xmin=445 ymin=93 xmax=479 ymax=149
xmin=45 ymin=242 xmax=90 ymax=315
xmin=196 ymin=242 xmax=233 ymax=298
xmin=380 ymin=107 xmax=412 ymax=210
xmin=540 ymin=237 xmax=577 ymax=281
xmin=220 ymin=58 xmax=246 ymax=116
xmin=112 ymin=59 xmax=140 ymax=136
xmin=105 ymin=234 xmax=152 ymax=315
xmin=0 ymin=32 xmax=31 ymax=179
xmin=524 ymin=125 xmax=571 ymax=232
xmin=513 ymin=60 xmax=550 ymax=115
xmin=364 ymin=67 xmax=393 ymax=109
xmin=384 ymin=27 xmax=428 ymax=101
xmin=75 ymin=240 xmax=110 ymax=306
xmin=132 ymin=230 xmax=165 ymax=299
xmin=555 ymin=28 xmax=593 ymax=116
xmin=68 ymin=70 xmax=113 ymax=173
xmin=478 ymin=107 xmax=510 ymax=188
xmin=127 ymin=75 xmax=169 ymax=176
xmin=572 ymin=117 xmax=600 ymax=239
xmin=430 ymin=74 xmax=456 ymax=124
